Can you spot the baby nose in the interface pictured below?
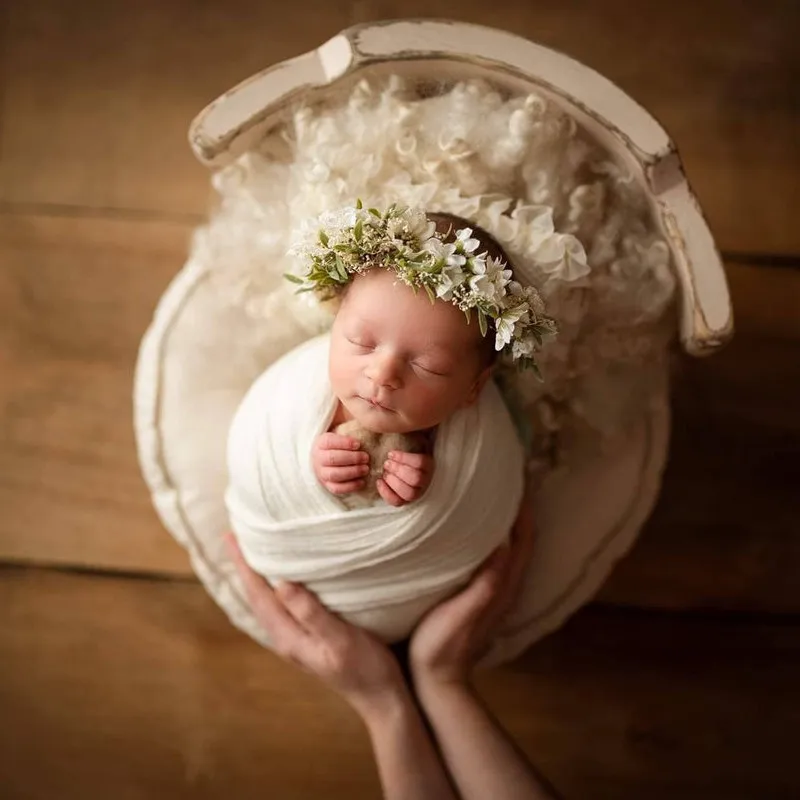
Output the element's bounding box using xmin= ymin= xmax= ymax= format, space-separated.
xmin=366 ymin=352 xmax=402 ymax=389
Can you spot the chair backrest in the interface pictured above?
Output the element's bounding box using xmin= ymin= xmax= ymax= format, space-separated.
xmin=188 ymin=19 xmax=733 ymax=357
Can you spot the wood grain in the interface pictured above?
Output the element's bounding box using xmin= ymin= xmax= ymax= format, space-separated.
xmin=1 ymin=567 xmax=798 ymax=799
xmin=0 ymin=213 xmax=192 ymax=573
xmin=2 ymin=0 xmax=796 ymax=254
xmin=0 ymin=0 xmax=353 ymax=220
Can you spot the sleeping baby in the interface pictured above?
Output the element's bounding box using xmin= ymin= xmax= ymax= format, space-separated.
xmin=225 ymin=203 xmax=555 ymax=640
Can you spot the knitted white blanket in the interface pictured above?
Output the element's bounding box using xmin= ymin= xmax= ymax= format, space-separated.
xmin=225 ymin=334 xmax=525 ymax=641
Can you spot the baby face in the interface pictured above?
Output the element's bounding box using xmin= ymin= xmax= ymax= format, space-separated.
xmin=329 ymin=268 xmax=491 ymax=434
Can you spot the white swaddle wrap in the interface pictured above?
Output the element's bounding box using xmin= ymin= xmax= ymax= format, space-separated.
xmin=226 ymin=334 xmax=525 ymax=641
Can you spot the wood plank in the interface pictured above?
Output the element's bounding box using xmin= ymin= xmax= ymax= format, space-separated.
xmin=0 ymin=213 xmax=192 ymax=573
xmin=600 ymin=262 xmax=800 ymax=611
xmin=0 ymin=0 xmax=354 ymax=219
xmin=1 ymin=567 xmax=798 ymax=799
xmin=2 ymin=1 xmax=797 ymax=255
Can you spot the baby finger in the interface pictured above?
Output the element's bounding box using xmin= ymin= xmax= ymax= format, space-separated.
xmin=323 ymin=448 xmax=370 ymax=468
xmin=325 ymin=478 xmax=366 ymax=495
xmin=382 ymin=471 xmax=417 ymax=502
xmin=384 ymin=459 xmax=424 ymax=488
xmin=321 ymin=464 xmax=370 ymax=483
xmin=377 ymin=478 xmax=405 ymax=507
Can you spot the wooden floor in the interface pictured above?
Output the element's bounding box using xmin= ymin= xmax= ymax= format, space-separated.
xmin=1 ymin=1 xmax=799 ymax=798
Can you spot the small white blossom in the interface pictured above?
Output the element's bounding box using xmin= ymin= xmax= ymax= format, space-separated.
xmin=455 ymin=227 xmax=481 ymax=253
xmin=403 ymin=208 xmax=436 ymax=242
xmin=494 ymin=305 xmax=527 ymax=351
xmin=436 ymin=265 xmax=467 ymax=301
xmin=423 ymin=238 xmax=463 ymax=267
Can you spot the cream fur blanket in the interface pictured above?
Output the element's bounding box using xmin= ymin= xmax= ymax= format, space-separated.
xmin=225 ymin=333 xmax=525 ymax=641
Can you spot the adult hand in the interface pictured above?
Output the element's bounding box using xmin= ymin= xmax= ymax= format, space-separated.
xmin=409 ymin=488 xmax=536 ymax=688
xmin=224 ymin=533 xmax=404 ymax=719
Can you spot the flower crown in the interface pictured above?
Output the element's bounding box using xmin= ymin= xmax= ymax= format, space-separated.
xmin=286 ymin=202 xmax=557 ymax=372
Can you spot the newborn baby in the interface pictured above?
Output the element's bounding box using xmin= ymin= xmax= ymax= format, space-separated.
xmin=312 ymin=212 xmax=518 ymax=508
xmin=225 ymin=204 xmax=551 ymax=640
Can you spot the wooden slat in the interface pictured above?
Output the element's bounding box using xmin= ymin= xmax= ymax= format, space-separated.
xmin=0 ymin=0 xmax=353 ymax=220
xmin=2 ymin=0 xmax=797 ymax=254
xmin=600 ymin=262 xmax=800 ymax=611
xmin=1 ymin=567 xmax=798 ymax=799
xmin=0 ymin=213 xmax=192 ymax=574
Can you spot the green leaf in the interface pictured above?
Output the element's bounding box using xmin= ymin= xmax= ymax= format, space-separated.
xmin=354 ymin=218 xmax=363 ymax=243
xmin=355 ymin=198 xmax=363 ymax=210
xmin=319 ymin=230 xmax=329 ymax=247
xmin=478 ymin=309 xmax=488 ymax=337
xmin=368 ymin=207 xmax=381 ymax=218
xmin=463 ymin=307 xmax=472 ymax=324
xmin=334 ymin=253 xmax=348 ymax=281
xmin=423 ymin=284 xmax=436 ymax=303
xmin=283 ymin=273 xmax=304 ymax=284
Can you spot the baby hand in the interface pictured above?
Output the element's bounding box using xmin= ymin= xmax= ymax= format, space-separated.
xmin=378 ymin=451 xmax=434 ymax=507
xmin=313 ymin=433 xmax=370 ymax=496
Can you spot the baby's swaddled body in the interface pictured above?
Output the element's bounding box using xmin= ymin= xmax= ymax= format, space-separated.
xmin=225 ymin=333 xmax=524 ymax=641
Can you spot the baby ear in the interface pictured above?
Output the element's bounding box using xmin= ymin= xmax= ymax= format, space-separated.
xmin=463 ymin=364 xmax=494 ymax=407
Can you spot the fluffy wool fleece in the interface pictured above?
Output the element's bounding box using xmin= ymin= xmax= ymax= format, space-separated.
xmin=190 ymin=76 xmax=676 ymax=461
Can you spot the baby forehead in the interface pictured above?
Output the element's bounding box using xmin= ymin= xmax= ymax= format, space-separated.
xmin=339 ymin=272 xmax=480 ymax=343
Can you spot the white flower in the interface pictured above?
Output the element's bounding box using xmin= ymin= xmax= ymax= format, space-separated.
xmin=494 ymin=305 xmax=527 ymax=351
xmin=423 ymin=238 xmax=463 ymax=267
xmin=403 ymin=208 xmax=436 ymax=242
xmin=455 ymin=227 xmax=481 ymax=254
xmin=436 ymin=265 xmax=467 ymax=301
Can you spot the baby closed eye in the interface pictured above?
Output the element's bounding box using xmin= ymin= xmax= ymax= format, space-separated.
xmin=347 ymin=338 xmax=375 ymax=351
xmin=412 ymin=361 xmax=450 ymax=377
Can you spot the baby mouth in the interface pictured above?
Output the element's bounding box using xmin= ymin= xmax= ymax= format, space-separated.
xmin=362 ymin=396 xmax=393 ymax=412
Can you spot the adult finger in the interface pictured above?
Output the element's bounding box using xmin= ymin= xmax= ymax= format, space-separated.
xmin=493 ymin=496 xmax=537 ymax=616
xmin=275 ymin=581 xmax=351 ymax=647
xmin=320 ymin=463 xmax=370 ymax=483
xmin=426 ymin=544 xmax=511 ymax=633
xmin=223 ymin=533 xmax=306 ymax=643
xmin=383 ymin=459 xmax=424 ymax=488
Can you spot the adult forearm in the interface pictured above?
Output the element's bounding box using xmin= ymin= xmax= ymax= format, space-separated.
xmin=361 ymin=687 xmax=458 ymax=800
xmin=415 ymin=677 xmax=561 ymax=800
